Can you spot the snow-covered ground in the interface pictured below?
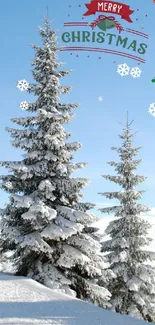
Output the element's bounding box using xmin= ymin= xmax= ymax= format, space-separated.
xmin=0 ymin=215 xmax=155 ymax=324
xmin=0 ymin=272 xmax=151 ymax=325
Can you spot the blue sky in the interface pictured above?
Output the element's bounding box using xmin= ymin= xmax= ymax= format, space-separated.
xmin=0 ymin=0 xmax=155 ymax=217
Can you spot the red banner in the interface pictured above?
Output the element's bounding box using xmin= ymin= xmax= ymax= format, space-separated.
xmin=83 ymin=1 xmax=134 ymax=23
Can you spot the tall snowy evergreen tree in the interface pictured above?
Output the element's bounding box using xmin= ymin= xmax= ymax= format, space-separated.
xmin=99 ymin=118 xmax=155 ymax=321
xmin=0 ymin=18 xmax=113 ymax=307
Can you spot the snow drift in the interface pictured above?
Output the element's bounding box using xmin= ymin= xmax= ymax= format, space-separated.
xmin=0 ymin=272 xmax=152 ymax=325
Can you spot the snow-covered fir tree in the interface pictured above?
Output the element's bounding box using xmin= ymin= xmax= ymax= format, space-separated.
xmin=99 ymin=118 xmax=155 ymax=321
xmin=0 ymin=18 xmax=113 ymax=307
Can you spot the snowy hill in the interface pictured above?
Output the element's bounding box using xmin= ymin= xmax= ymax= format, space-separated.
xmin=0 ymin=273 xmax=151 ymax=325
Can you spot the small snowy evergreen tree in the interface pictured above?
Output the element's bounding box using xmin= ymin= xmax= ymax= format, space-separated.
xmin=0 ymin=18 xmax=112 ymax=307
xmin=99 ymin=118 xmax=155 ymax=321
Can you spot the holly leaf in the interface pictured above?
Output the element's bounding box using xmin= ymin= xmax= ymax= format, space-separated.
xmin=97 ymin=19 xmax=116 ymax=31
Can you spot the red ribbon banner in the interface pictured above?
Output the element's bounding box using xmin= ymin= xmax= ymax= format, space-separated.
xmin=83 ymin=1 xmax=134 ymax=23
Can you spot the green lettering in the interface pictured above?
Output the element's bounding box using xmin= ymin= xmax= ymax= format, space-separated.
xmin=71 ymin=31 xmax=81 ymax=42
xmin=138 ymin=43 xmax=148 ymax=55
xmin=106 ymin=33 xmax=116 ymax=45
xmin=116 ymin=36 xmax=128 ymax=48
xmin=96 ymin=32 xmax=105 ymax=43
xmin=61 ymin=32 xmax=70 ymax=43
xmin=92 ymin=31 xmax=96 ymax=42
xmin=82 ymin=31 xmax=90 ymax=42
xmin=127 ymin=40 xmax=137 ymax=51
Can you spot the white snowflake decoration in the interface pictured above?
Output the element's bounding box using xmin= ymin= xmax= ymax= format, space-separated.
xmin=130 ymin=67 xmax=142 ymax=78
xmin=117 ymin=63 xmax=130 ymax=77
xmin=98 ymin=96 xmax=103 ymax=102
xmin=19 ymin=101 xmax=29 ymax=110
xmin=148 ymin=103 xmax=155 ymax=117
xmin=17 ymin=80 xmax=29 ymax=92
